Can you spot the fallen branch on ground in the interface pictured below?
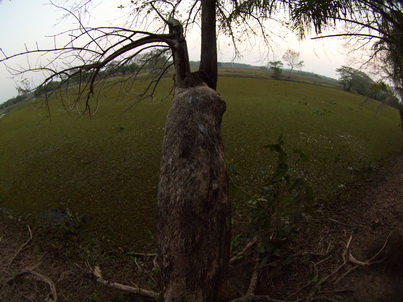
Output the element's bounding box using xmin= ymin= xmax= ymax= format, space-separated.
xmin=91 ymin=265 xmax=159 ymax=300
xmin=118 ymin=249 xmax=159 ymax=268
xmin=328 ymin=218 xmax=356 ymax=229
xmin=246 ymin=255 xmax=261 ymax=296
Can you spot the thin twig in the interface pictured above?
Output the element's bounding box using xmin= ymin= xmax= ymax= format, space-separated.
xmin=328 ymin=218 xmax=356 ymax=228
xmin=367 ymin=232 xmax=391 ymax=262
xmin=348 ymin=253 xmax=369 ymax=266
xmin=7 ymin=225 xmax=33 ymax=270
xmin=305 ymin=236 xmax=353 ymax=301
xmin=230 ymin=238 xmax=259 ymax=264
xmin=314 ymin=255 xmax=333 ymax=266
xmin=128 ymin=252 xmax=157 ymax=257
xmin=333 ymin=265 xmax=359 ymax=284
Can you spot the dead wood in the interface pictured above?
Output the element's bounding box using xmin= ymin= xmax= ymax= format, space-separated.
xmin=91 ymin=265 xmax=159 ymax=300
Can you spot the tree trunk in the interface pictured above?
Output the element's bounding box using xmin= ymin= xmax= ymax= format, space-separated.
xmin=168 ymin=19 xmax=191 ymax=84
xmin=157 ymin=83 xmax=231 ymax=301
xmin=288 ymin=68 xmax=293 ymax=79
xmin=199 ymin=0 xmax=218 ymax=90
xmin=400 ymin=109 xmax=403 ymax=152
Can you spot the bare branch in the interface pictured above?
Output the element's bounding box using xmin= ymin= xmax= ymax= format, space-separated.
xmin=311 ymin=33 xmax=381 ymax=41
xmin=50 ymin=0 xmax=104 ymax=52
xmin=230 ymin=238 xmax=259 ymax=264
xmin=91 ymin=265 xmax=159 ymax=300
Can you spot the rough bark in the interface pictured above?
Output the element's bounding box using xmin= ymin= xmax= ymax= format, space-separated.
xmin=167 ymin=18 xmax=191 ymax=84
xmin=157 ymin=84 xmax=231 ymax=301
xmin=400 ymin=109 xmax=403 ymax=151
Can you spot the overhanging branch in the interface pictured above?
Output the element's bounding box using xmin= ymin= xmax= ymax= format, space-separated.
xmin=311 ymin=33 xmax=381 ymax=41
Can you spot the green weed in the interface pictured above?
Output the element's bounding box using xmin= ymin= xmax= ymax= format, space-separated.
xmin=232 ymin=136 xmax=314 ymax=277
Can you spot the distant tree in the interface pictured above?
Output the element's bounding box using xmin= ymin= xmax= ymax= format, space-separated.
xmin=0 ymin=94 xmax=28 ymax=110
xmin=16 ymin=78 xmax=31 ymax=96
xmin=101 ymin=60 xmax=140 ymax=77
xmin=335 ymin=66 xmax=400 ymax=107
xmin=336 ymin=66 xmax=355 ymax=92
xmin=368 ymin=81 xmax=401 ymax=111
xmin=268 ymin=60 xmax=284 ymax=79
xmin=336 ymin=66 xmax=375 ymax=96
xmin=290 ymin=0 xmax=403 ymax=139
xmin=138 ymin=49 xmax=170 ymax=71
xmin=34 ymin=81 xmax=61 ymax=97
xmin=282 ymin=49 xmax=304 ymax=79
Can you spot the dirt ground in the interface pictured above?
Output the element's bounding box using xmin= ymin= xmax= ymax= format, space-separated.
xmin=1 ymin=153 xmax=402 ymax=302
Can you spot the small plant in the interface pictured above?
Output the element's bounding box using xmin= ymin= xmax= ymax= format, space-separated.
xmin=63 ymin=207 xmax=86 ymax=234
xmin=46 ymin=207 xmax=86 ymax=235
xmin=245 ymin=136 xmax=314 ymax=240
xmin=234 ymin=135 xmax=315 ymax=272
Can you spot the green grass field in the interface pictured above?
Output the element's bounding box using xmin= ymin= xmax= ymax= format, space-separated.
xmin=0 ymin=75 xmax=401 ymax=249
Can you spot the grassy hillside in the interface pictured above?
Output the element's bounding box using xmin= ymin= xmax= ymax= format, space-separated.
xmin=0 ymin=76 xmax=401 ymax=249
xmin=217 ymin=67 xmax=339 ymax=88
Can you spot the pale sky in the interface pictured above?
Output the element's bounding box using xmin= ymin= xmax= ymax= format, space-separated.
xmin=0 ymin=1 xmax=350 ymax=104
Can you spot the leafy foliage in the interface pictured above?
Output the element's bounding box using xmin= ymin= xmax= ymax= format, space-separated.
xmin=230 ymin=136 xmax=315 ymax=277
xmin=268 ymin=60 xmax=284 ymax=79
xmin=241 ymin=135 xmax=314 ymax=243
xmin=336 ymin=66 xmax=375 ymax=95
xmin=34 ymin=81 xmax=61 ymax=97
xmin=283 ymin=49 xmax=304 ymax=78
xmin=0 ymin=94 xmax=29 ymax=110
xmin=46 ymin=207 xmax=86 ymax=236
xmin=289 ymin=0 xmax=355 ymax=37
xmin=336 ymin=66 xmax=400 ymax=107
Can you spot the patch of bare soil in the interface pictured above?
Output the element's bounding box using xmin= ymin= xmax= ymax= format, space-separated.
xmin=0 ymin=153 xmax=402 ymax=302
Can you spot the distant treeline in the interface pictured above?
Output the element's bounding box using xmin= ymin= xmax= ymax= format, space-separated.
xmin=0 ymin=50 xmax=172 ymax=110
xmin=0 ymin=94 xmax=30 ymax=111
xmin=1 ymin=59 xmax=400 ymax=111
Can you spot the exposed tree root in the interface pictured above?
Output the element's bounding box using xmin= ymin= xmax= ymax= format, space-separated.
xmin=7 ymin=270 xmax=58 ymax=302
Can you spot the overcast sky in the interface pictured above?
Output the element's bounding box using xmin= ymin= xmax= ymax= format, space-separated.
xmin=0 ymin=1 xmax=350 ymax=104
